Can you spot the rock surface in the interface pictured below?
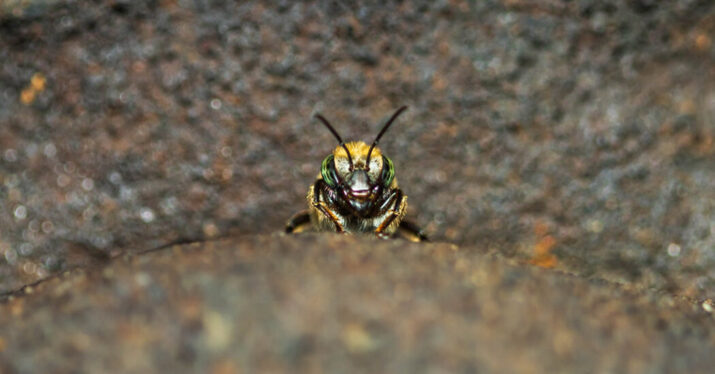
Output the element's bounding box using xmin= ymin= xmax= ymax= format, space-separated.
xmin=1 ymin=234 xmax=713 ymax=373
xmin=0 ymin=0 xmax=713 ymax=298
xmin=0 ymin=1 xmax=714 ymax=372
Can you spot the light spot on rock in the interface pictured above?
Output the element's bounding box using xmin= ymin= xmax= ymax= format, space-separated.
xmin=41 ymin=221 xmax=54 ymax=234
xmin=43 ymin=143 xmax=57 ymax=158
xmin=667 ymin=243 xmax=681 ymax=257
xmin=587 ymin=219 xmax=604 ymax=233
xmin=203 ymin=222 xmax=219 ymax=238
xmin=203 ymin=311 xmax=232 ymax=351
xmin=4 ymin=248 xmax=18 ymax=264
xmin=139 ymin=208 xmax=155 ymax=223
xmin=134 ymin=272 xmax=151 ymax=287
xmin=4 ymin=149 xmax=17 ymax=162
xmin=13 ymin=205 xmax=27 ymax=220
xmin=341 ymin=322 xmax=375 ymax=353
xmin=81 ymin=178 xmax=94 ymax=191
xmin=109 ymin=171 xmax=122 ymax=184
xmin=56 ymin=174 xmax=71 ymax=188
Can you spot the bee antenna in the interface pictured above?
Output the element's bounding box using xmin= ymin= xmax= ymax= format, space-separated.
xmin=314 ymin=113 xmax=354 ymax=170
xmin=366 ymin=106 xmax=408 ymax=167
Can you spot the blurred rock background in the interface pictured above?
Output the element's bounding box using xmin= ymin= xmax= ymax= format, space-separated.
xmin=0 ymin=0 xmax=713 ymax=300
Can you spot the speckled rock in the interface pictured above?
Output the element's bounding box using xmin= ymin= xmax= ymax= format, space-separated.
xmin=1 ymin=234 xmax=713 ymax=373
xmin=0 ymin=0 xmax=713 ymax=327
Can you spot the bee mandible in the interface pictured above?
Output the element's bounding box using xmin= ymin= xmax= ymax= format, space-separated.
xmin=286 ymin=106 xmax=428 ymax=242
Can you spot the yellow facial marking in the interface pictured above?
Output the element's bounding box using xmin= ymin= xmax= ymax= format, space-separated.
xmin=333 ymin=142 xmax=381 ymax=163
xmin=332 ymin=141 xmax=384 ymax=180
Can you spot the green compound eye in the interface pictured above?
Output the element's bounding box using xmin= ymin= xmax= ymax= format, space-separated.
xmin=321 ymin=154 xmax=338 ymax=187
xmin=381 ymin=155 xmax=395 ymax=187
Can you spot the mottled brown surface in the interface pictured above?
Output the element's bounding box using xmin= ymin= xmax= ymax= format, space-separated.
xmin=1 ymin=0 xmax=713 ymax=297
xmin=0 ymin=0 xmax=714 ymax=372
xmin=1 ymin=235 xmax=713 ymax=373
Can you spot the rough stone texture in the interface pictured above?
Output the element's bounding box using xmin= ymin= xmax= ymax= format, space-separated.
xmin=0 ymin=0 xmax=714 ymax=371
xmin=1 ymin=0 xmax=713 ymax=298
xmin=1 ymin=235 xmax=714 ymax=373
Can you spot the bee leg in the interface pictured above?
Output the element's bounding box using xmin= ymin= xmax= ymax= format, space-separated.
xmin=314 ymin=203 xmax=344 ymax=232
xmin=374 ymin=189 xmax=404 ymax=237
xmin=312 ymin=180 xmax=345 ymax=233
xmin=285 ymin=210 xmax=311 ymax=234
xmin=397 ymin=219 xmax=429 ymax=242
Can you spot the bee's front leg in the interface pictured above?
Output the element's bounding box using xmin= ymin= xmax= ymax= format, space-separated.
xmin=374 ymin=189 xmax=406 ymax=238
xmin=397 ymin=219 xmax=429 ymax=242
xmin=285 ymin=210 xmax=311 ymax=234
xmin=311 ymin=179 xmax=345 ymax=233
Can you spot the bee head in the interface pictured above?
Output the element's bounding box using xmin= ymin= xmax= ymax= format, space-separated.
xmin=314 ymin=106 xmax=406 ymax=201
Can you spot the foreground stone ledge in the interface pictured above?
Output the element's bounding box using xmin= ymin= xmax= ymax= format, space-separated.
xmin=0 ymin=234 xmax=713 ymax=373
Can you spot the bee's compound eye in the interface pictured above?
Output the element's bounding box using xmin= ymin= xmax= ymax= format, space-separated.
xmin=381 ymin=155 xmax=395 ymax=187
xmin=321 ymin=154 xmax=339 ymax=187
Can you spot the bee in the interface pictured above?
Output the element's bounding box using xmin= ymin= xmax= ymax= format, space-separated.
xmin=286 ymin=106 xmax=428 ymax=242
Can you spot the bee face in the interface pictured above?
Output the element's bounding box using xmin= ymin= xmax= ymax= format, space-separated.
xmin=285 ymin=106 xmax=427 ymax=242
xmin=321 ymin=142 xmax=395 ymax=201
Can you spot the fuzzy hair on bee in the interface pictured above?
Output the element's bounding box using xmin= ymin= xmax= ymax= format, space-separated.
xmin=286 ymin=106 xmax=428 ymax=242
